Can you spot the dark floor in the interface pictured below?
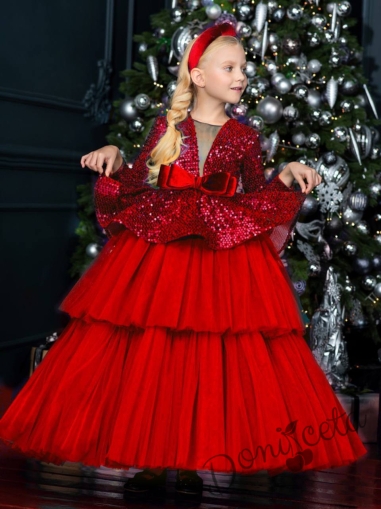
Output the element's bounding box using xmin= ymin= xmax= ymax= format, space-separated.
xmin=0 ymin=441 xmax=380 ymax=509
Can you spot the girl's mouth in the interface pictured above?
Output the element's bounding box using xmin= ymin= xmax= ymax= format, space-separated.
xmin=231 ymin=87 xmax=242 ymax=91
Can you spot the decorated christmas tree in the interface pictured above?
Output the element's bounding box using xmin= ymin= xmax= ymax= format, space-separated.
xmin=71 ymin=0 xmax=381 ymax=377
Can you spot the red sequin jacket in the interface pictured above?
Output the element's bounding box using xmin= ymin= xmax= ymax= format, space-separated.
xmin=93 ymin=115 xmax=306 ymax=252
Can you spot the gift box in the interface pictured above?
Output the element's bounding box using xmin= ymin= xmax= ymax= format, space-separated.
xmin=29 ymin=332 xmax=59 ymax=377
xmin=335 ymin=391 xmax=380 ymax=444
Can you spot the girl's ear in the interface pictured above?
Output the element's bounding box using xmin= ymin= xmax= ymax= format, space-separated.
xmin=190 ymin=68 xmax=205 ymax=88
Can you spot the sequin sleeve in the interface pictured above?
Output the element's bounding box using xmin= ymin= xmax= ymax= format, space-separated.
xmin=93 ymin=116 xmax=167 ymax=233
xmin=195 ymin=126 xmax=306 ymax=253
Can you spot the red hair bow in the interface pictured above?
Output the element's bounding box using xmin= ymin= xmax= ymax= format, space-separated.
xmin=158 ymin=163 xmax=237 ymax=196
xmin=188 ymin=22 xmax=237 ymax=71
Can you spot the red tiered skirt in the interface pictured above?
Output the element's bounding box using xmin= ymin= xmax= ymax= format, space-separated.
xmin=0 ymin=229 xmax=368 ymax=475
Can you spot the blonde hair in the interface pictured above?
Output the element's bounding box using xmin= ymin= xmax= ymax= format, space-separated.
xmin=145 ymin=34 xmax=242 ymax=186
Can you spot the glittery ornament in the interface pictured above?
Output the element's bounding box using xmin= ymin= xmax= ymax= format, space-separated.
xmin=236 ymin=22 xmax=252 ymax=38
xmin=343 ymin=207 xmax=363 ymax=225
xmin=138 ymin=42 xmax=148 ymax=53
xmin=308 ymin=32 xmax=321 ymax=47
xmin=86 ymin=243 xmax=102 ymax=258
xmin=245 ymin=84 xmax=261 ymax=98
xmin=309 ymin=109 xmax=321 ymax=122
xmin=337 ymin=1 xmax=352 ymax=17
xmin=167 ymin=81 xmax=177 ymax=97
xmin=266 ymin=130 xmax=280 ymax=161
xmin=362 ymin=275 xmax=377 ymax=291
xmin=369 ymin=182 xmax=381 ymax=198
xmin=171 ymin=7 xmax=185 ymax=22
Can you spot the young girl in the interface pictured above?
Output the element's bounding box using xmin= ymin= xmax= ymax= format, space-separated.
xmin=0 ymin=23 xmax=367 ymax=497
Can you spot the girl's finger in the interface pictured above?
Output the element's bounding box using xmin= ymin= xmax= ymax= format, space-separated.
xmin=295 ymin=175 xmax=307 ymax=193
xmin=104 ymin=158 xmax=115 ymax=177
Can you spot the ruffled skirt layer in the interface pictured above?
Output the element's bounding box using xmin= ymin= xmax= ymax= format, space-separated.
xmin=0 ymin=229 xmax=367 ymax=474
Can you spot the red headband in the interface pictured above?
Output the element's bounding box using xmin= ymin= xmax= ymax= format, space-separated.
xmin=188 ymin=22 xmax=237 ymax=71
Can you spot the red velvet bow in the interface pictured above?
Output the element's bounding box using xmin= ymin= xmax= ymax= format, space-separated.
xmin=157 ymin=163 xmax=237 ymax=196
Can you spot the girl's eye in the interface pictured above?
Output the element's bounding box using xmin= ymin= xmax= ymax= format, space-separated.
xmin=242 ymin=68 xmax=247 ymax=74
xmin=225 ymin=66 xmax=233 ymax=71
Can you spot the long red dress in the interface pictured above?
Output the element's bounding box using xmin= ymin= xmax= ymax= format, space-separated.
xmin=0 ymin=115 xmax=368 ymax=476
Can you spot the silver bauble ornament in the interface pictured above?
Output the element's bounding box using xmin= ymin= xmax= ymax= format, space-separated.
xmin=282 ymin=36 xmax=302 ymax=55
xmin=267 ymin=0 xmax=277 ymax=14
xmin=236 ymin=21 xmax=252 ymax=38
xmin=347 ymin=124 xmax=373 ymax=160
xmin=129 ymin=117 xmax=145 ymax=133
xmin=309 ymin=263 xmax=321 ymax=276
xmin=307 ymin=90 xmax=322 ymax=109
xmin=341 ymin=79 xmax=360 ymax=96
xmin=283 ymin=104 xmax=299 ymax=122
xmin=206 ymin=3 xmax=222 ymax=19
xmin=323 ymin=151 xmax=337 ymax=165
xmin=324 ymin=31 xmax=335 ymax=44
xmin=374 ymin=283 xmax=381 ymax=299
xmin=292 ymin=132 xmax=306 ymax=146
xmin=333 ymin=126 xmax=348 ymax=142
xmin=272 ymin=7 xmax=285 ymax=22
xmin=248 ymin=115 xmax=264 ymax=131
xmin=86 ymin=243 xmax=101 ymax=258
xmin=138 ymin=42 xmax=148 ymax=53
xmin=256 ymin=96 xmax=283 ymax=124
xmin=319 ymin=111 xmax=333 ymax=126
xmin=329 ymin=54 xmax=341 ymax=67
xmin=307 ymin=59 xmax=322 ymax=73
xmin=299 ymin=194 xmax=319 ymax=218
xmin=231 ymin=102 xmax=249 ymax=117
xmin=337 ymin=1 xmax=352 ymax=17
xmin=311 ymin=13 xmax=327 ymax=28
xmin=372 ymin=255 xmax=381 ymax=271
xmin=305 ymin=133 xmax=321 ymax=149
xmin=245 ymin=84 xmax=261 ymax=98
xmin=276 ymin=78 xmax=292 ymax=94
xmin=134 ymin=93 xmax=151 ymax=111
xmin=254 ymin=77 xmax=270 ymax=92
xmin=369 ymin=182 xmax=381 ymax=198
xmin=343 ymin=207 xmax=363 ymax=224
xmin=287 ymin=4 xmax=303 ymax=21
xmin=371 ymin=146 xmax=381 ymax=160
xmin=294 ymin=85 xmax=309 ymax=100
xmin=167 ymin=81 xmax=177 ymax=97
xmin=245 ymin=61 xmax=256 ymax=78
xmin=265 ymin=60 xmax=278 ymax=74
xmin=248 ymin=36 xmax=262 ymax=54
xmin=186 ymin=0 xmax=201 ymax=10
xmin=171 ymin=7 xmax=185 ymax=22
xmin=236 ymin=3 xmax=253 ymax=21
xmin=316 ymin=154 xmax=350 ymax=188
xmin=361 ymin=275 xmax=377 ymax=291
xmin=353 ymin=257 xmax=371 ymax=275
xmin=343 ymin=241 xmax=357 ymax=256
xmin=308 ymin=32 xmax=321 ymax=47
xmin=370 ymin=126 xmax=380 ymax=143
xmin=119 ymin=98 xmax=138 ymax=121
xmin=270 ymin=73 xmax=285 ymax=86
xmin=356 ymin=220 xmax=370 ymax=235
xmin=374 ymin=235 xmax=381 ymax=246
xmin=340 ymin=99 xmax=354 ymax=113
xmin=309 ymin=109 xmax=321 ymax=122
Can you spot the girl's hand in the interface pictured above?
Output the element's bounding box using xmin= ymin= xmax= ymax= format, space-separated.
xmin=80 ymin=145 xmax=123 ymax=176
xmin=279 ymin=161 xmax=322 ymax=193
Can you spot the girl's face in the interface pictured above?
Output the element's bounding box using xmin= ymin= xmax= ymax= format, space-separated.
xmin=196 ymin=44 xmax=248 ymax=104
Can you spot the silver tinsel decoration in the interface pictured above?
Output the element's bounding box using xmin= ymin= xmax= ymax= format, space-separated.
xmin=310 ymin=267 xmax=350 ymax=389
xmin=326 ymin=77 xmax=338 ymax=109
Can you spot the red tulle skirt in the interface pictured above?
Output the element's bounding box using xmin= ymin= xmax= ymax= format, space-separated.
xmin=0 ymin=229 xmax=368 ymax=475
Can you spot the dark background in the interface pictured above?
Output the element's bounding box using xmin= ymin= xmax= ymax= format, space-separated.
xmin=0 ymin=0 xmax=379 ymax=387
